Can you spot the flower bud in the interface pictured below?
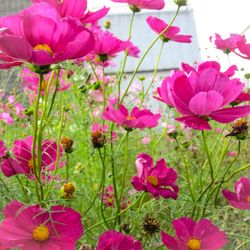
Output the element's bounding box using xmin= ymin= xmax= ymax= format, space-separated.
xmin=104 ymin=20 xmax=111 ymax=29
xmin=61 ymin=137 xmax=74 ymax=153
xmin=62 ymin=182 xmax=76 ymax=199
xmin=174 ymin=0 xmax=187 ymax=7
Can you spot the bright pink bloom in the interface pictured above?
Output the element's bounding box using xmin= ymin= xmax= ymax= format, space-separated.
xmin=222 ymin=177 xmax=250 ymax=210
xmin=0 ymin=51 xmax=23 ymax=69
xmin=32 ymin=0 xmax=109 ymax=25
xmin=0 ymin=112 xmax=14 ymax=125
xmin=97 ymin=230 xmax=142 ymax=250
xmin=91 ymin=122 xmax=117 ymax=141
xmin=111 ymin=0 xmax=165 ymax=10
xmin=234 ymin=40 xmax=250 ymax=60
xmin=210 ymin=33 xmax=246 ymax=53
xmin=0 ymin=3 xmax=95 ymax=66
xmin=146 ymin=16 xmax=192 ymax=43
xmin=141 ymin=136 xmax=151 ymax=144
xmin=126 ymin=40 xmax=140 ymax=57
xmin=131 ymin=153 xmax=179 ymax=199
xmin=89 ymin=29 xmax=131 ymax=65
xmin=102 ymin=104 xmax=161 ymax=131
xmin=0 ymin=136 xmax=63 ymax=177
xmin=19 ymin=68 xmax=72 ymax=93
xmin=0 ymin=141 xmax=7 ymax=158
xmin=161 ymin=217 xmax=228 ymax=250
xmin=156 ymin=61 xmax=250 ymax=130
xmin=0 ymin=200 xmax=83 ymax=249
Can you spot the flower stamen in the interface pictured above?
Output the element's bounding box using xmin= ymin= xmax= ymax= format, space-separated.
xmin=33 ymin=44 xmax=53 ymax=56
xmin=33 ymin=224 xmax=50 ymax=242
xmin=187 ymin=237 xmax=201 ymax=250
xmin=147 ymin=175 xmax=158 ymax=186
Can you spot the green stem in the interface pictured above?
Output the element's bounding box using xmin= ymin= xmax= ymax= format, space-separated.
xmin=139 ymin=41 xmax=164 ymax=108
xmin=120 ymin=6 xmax=180 ymax=104
xmin=85 ymin=192 xmax=145 ymax=234
xmin=201 ymin=131 xmax=214 ymax=181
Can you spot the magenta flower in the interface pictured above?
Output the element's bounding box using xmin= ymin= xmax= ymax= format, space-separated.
xmin=156 ymin=61 xmax=250 ymax=130
xmin=233 ymin=40 xmax=250 ymax=60
xmin=97 ymin=230 xmax=142 ymax=250
xmin=102 ymin=104 xmax=161 ymax=131
xmin=126 ymin=40 xmax=140 ymax=57
xmin=32 ymin=0 xmax=109 ymax=25
xmin=111 ymin=0 xmax=165 ymax=11
xmin=146 ymin=16 xmax=192 ymax=43
xmin=161 ymin=217 xmax=228 ymax=250
xmin=0 ymin=3 xmax=95 ymax=66
xmin=19 ymin=68 xmax=72 ymax=93
xmin=0 ymin=200 xmax=83 ymax=249
xmin=0 ymin=141 xmax=7 ymax=158
xmin=210 ymin=33 xmax=246 ymax=53
xmin=222 ymin=177 xmax=250 ymax=210
xmin=0 ymin=136 xmax=63 ymax=177
xmin=0 ymin=52 xmax=23 ymax=69
xmin=131 ymin=153 xmax=179 ymax=199
xmin=89 ymin=29 xmax=131 ymax=65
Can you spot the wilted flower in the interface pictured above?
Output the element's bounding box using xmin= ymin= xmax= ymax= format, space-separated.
xmin=156 ymin=61 xmax=250 ymax=130
xmin=161 ymin=217 xmax=228 ymax=250
xmin=131 ymin=153 xmax=179 ymax=199
xmin=143 ymin=214 xmax=160 ymax=236
xmin=61 ymin=137 xmax=74 ymax=153
xmin=226 ymin=119 xmax=248 ymax=140
xmin=96 ymin=230 xmax=142 ymax=250
xmin=146 ymin=16 xmax=192 ymax=43
xmin=222 ymin=177 xmax=250 ymax=210
xmin=102 ymin=104 xmax=161 ymax=131
xmin=0 ymin=200 xmax=83 ymax=249
xmin=62 ymin=182 xmax=76 ymax=199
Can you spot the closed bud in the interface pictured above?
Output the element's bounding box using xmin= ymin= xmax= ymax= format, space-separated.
xmin=104 ymin=20 xmax=111 ymax=29
xmin=61 ymin=137 xmax=74 ymax=153
xmin=174 ymin=0 xmax=187 ymax=7
xmin=62 ymin=182 xmax=76 ymax=199
xmin=139 ymin=75 xmax=146 ymax=81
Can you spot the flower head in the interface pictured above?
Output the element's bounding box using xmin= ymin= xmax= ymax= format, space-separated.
xmin=147 ymin=16 xmax=192 ymax=43
xmin=0 ymin=3 xmax=95 ymax=66
xmin=222 ymin=177 xmax=250 ymax=210
xmin=32 ymin=0 xmax=109 ymax=25
xmin=161 ymin=217 xmax=228 ymax=250
xmin=102 ymin=104 xmax=161 ymax=131
xmin=97 ymin=230 xmax=142 ymax=250
xmin=0 ymin=200 xmax=83 ymax=249
xmin=156 ymin=61 xmax=250 ymax=130
xmin=234 ymin=40 xmax=250 ymax=60
xmin=131 ymin=153 xmax=179 ymax=199
xmin=210 ymin=33 xmax=246 ymax=54
xmin=111 ymin=0 xmax=165 ymax=11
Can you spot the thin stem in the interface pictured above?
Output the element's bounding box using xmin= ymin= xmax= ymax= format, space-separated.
xmin=120 ymin=6 xmax=180 ymax=104
xmin=201 ymin=131 xmax=214 ymax=181
xmin=139 ymin=41 xmax=164 ymax=108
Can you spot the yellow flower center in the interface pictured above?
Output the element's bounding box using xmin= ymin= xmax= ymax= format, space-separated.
xmin=147 ymin=175 xmax=158 ymax=186
xmin=32 ymin=224 xmax=50 ymax=242
xmin=28 ymin=157 xmax=38 ymax=170
xmin=187 ymin=238 xmax=201 ymax=250
xmin=33 ymin=44 xmax=53 ymax=56
xmin=63 ymin=182 xmax=76 ymax=194
xmin=247 ymin=196 xmax=250 ymax=203
xmin=126 ymin=115 xmax=136 ymax=121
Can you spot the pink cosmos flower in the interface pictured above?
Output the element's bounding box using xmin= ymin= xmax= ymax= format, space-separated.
xmin=97 ymin=230 xmax=142 ymax=250
xmin=102 ymin=104 xmax=161 ymax=131
xmin=156 ymin=61 xmax=250 ymax=130
xmin=233 ymin=40 xmax=250 ymax=60
xmin=32 ymin=0 xmax=109 ymax=25
xmin=19 ymin=68 xmax=72 ymax=93
xmin=131 ymin=153 xmax=179 ymax=199
xmin=0 ymin=200 xmax=83 ymax=249
xmin=126 ymin=40 xmax=140 ymax=57
xmin=222 ymin=177 xmax=250 ymax=210
xmin=0 ymin=51 xmax=23 ymax=69
xmin=146 ymin=16 xmax=192 ymax=43
xmin=0 ymin=141 xmax=7 ymax=158
xmin=0 ymin=136 xmax=63 ymax=177
xmin=0 ymin=112 xmax=14 ymax=125
xmin=210 ymin=33 xmax=246 ymax=53
xmin=161 ymin=217 xmax=228 ymax=250
xmin=88 ymin=29 xmax=132 ymax=66
xmin=0 ymin=3 xmax=95 ymax=66
xmin=111 ymin=0 xmax=165 ymax=11
xmin=141 ymin=136 xmax=151 ymax=144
